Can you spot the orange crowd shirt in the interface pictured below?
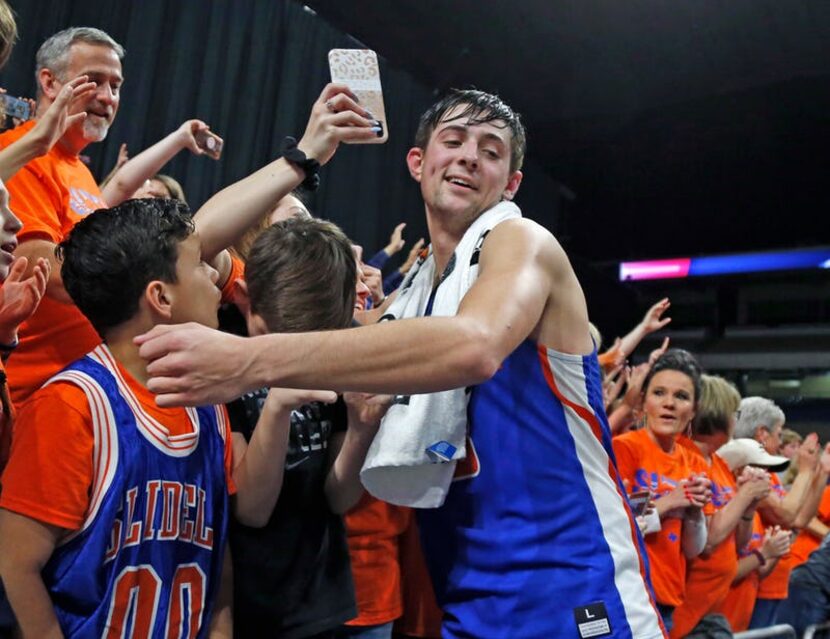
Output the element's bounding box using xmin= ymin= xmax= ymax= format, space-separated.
xmin=393 ymin=515 xmax=443 ymax=639
xmin=789 ymin=484 xmax=830 ymax=566
xmin=714 ymin=513 xmax=764 ymax=633
xmin=613 ymin=429 xmax=713 ymax=608
xmin=344 ymin=493 xmax=412 ymax=626
xmin=0 ymin=355 xmax=235 ymax=530
xmin=756 ymin=472 xmax=795 ymax=599
xmin=0 ymin=121 xmax=107 ymax=405
xmin=670 ymin=449 xmax=739 ymax=638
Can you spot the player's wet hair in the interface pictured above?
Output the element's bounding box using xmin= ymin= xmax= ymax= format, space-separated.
xmin=58 ymin=198 xmax=193 ymax=336
xmin=245 ymin=217 xmax=356 ymax=333
xmin=641 ymin=348 xmax=703 ymax=405
xmin=414 ymin=88 xmax=527 ymax=172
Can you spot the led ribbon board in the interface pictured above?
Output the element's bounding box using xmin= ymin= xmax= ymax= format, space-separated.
xmin=619 ymin=248 xmax=830 ymax=281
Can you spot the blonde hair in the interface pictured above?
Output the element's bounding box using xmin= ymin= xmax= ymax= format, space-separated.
xmin=0 ymin=0 xmax=17 ymax=70
xmin=780 ymin=428 xmax=802 ymax=449
xmin=232 ymin=193 xmax=310 ymax=262
xmin=152 ymin=174 xmax=186 ymax=205
xmin=692 ymin=374 xmax=741 ymax=437
xmin=589 ymin=322 xmax=602 ymax=351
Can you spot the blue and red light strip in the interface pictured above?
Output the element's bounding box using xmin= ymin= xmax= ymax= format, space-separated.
xmin=619 ymin=247 xmax=830 ymax=281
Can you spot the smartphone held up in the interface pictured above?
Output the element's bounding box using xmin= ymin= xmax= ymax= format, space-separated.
xmin=194 ymin=128 xmax=223 ymax=160
xmin=328 ymin=48 xmax=388 ymax=144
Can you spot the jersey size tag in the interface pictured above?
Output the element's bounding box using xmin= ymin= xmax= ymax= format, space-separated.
xmin=574 ymin=602 xmax=612 ymax=638
xmin=426 ymin=440 xmax=457 ymax=462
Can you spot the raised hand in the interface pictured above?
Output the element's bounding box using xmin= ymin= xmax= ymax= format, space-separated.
xmin=361 ymin=263 xmax=385 ymax=306
xmin=26 ymin=76 xmax=96 ymax=156
xmin=115 ymin=142 xmax=129 ymax=169
xmin=796 ymin=433 xmax=820 ymax=472
xmin=603 ymin=363 xmax=628 ymax=410
xmin=648 ymin=336 xmax=670 ymax=366
xmin=297 ymin=83 xmax=378 ymax=166
xmin=621 ymin=362 xmax=650 ymax=412
xmin=640 ymin=297 xmax=672 ymax=334
xmin=0 ymin=257 xmax=50 ymax=342
xmin=400 ymin=238 xmax=425 ymax=275
xmin=385 ymin=223 xmax=406 ymax=255
xmin=177 ymin=120 xmax=222 ymax=159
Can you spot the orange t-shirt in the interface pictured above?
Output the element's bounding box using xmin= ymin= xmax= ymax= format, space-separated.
xmin=789 ymin=484 xmax=830 ymax=566
xmin=612 ymin=429 xmax=713 ymax=607
xmin=343 ymin=494 xmax=412 ymax=626
xmin=714 ymin=513 xmax=764 ymax=632
xmin=0 ymin=121 xmax=107 ymax=406
xmin=0 ymin=353 xmax=235 ymax=530
xmin=756 ymin=472 xmax=795 ymax=599
xmin=393 ymin=515 xmax=443 ymax=638
xmin=670 ymin=450 xmax=739 ymax=638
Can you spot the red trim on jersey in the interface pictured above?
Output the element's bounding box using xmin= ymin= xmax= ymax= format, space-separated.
xmin=536 ymin=345 xmax=668 ymax=638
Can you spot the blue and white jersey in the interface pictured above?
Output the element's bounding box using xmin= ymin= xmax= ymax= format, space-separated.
xmin=41 ymin=345 xmax=230 ymax=638
xmin=418 ymin=339 xmax=666 ymax=639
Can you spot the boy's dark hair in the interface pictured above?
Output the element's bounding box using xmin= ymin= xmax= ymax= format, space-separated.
xmin=245 ymin=217 xmax=356 ymax=333
xmin=58 ymin=198 xmax=194 ymax=336
xmin=414 ymin=89 xmax=527 ymax=172
xmin=641 ymin=348 xmax=703 ymax=404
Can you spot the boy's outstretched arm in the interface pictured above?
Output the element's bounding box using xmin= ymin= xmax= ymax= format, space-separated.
xmin=101 ymin=119 xmax=217 ymax=206
xmin=0 ymin=509 xmax=64 ymax=638
xmin=194 ymin=83 xmax=377 ymax=286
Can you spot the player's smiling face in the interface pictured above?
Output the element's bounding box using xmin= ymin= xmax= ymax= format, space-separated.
xmin=407 ymin=104 xmax=522 ymax=223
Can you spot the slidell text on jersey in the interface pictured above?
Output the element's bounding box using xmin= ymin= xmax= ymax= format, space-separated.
xmin=104 ymin=480 xmax=215 ymax=562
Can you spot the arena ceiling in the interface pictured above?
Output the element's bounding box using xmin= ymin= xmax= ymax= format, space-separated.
xmin=306 ymin=0 xmax=830 ymax=263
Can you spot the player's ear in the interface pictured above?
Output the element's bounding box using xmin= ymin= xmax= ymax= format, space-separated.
xmin=145 ymin=280 xmax=173 ymax=321
xmin=406 ymin=147 xmax=424 ymax=182
xmin=502 ymin=170 xmax=523 ymax=201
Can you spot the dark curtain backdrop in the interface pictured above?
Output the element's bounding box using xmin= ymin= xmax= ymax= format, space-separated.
xmin=0 ymin=0 xmax=561 ymax=260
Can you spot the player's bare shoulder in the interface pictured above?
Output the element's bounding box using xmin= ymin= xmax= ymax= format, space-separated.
xmin=480 ymin=217 xmax=571 ymax=279
xmin=482 ymin=217 xmax=591 ymax=354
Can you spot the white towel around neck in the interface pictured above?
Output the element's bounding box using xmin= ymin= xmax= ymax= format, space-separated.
xmin=360 ymin=201 xmax=522 ymax=507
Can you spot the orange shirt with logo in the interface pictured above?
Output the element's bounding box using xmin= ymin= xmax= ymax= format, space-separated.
xmin=613 ymin=429 xmax=713 ymax=607
xmin=0 ymin=121 xmax=107 ymax=406
xmin=756 ymin=472 xmax=795 ymax=599
xmin=714 ymin=513 xmax=765 ymax=632
xmin=670 ymin=449 xmax=739 ymax=638
xmin=0 ymin=354 xmax=235 ymax=529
